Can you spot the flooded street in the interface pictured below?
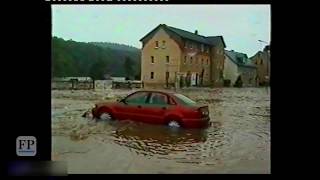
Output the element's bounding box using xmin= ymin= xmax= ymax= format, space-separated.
xmin=52 ymin=88 xmax=270 ymax=174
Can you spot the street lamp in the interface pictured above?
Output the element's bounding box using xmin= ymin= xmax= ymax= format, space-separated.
xmin=258 ymin=40 xmax=268 ymax=44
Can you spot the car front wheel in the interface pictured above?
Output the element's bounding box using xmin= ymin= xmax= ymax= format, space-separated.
xmin=99 ymin=112 xmax=113 ymax=121
xmin=167 ymin=120 xmax=181 ymax=128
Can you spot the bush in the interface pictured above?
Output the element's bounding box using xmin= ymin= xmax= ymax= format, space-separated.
xmin=234 ymin=76 xmax=243 ymax=87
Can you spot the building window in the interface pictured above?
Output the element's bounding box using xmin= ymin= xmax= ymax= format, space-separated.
xmin=201 ymin=44 xmax=204 ymax=52
xmin=260 ymin=60 xmax=263 ymax=65
xmin=150 ymin=72 xmax=154 ymax=79
xmin=162 ymin=40 xmax=166 ymax=48
xmin=202 ymin=59 xmax=204 ymax=65
xmin=155 ymin=41 xmax=159 ymax=48
xmin=195 ymin=43 xmax=198 ymax=51
xmin=190 ymin=57 xmax=193 ymax=64
xmin=184 ymin=56 xmax=187 ymax=64
xmin=166 ymin=56 xmax=169 ymax=64
xmin=151 ymin=56 xmax=154 ymax=64
xmin=195 ymin=57 xmax=198 ymax=64
xmin=205 ymin=46 xmax=209 ymax=53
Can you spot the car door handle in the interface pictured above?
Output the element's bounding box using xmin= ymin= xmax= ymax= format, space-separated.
xmin=137 ymin=105 xmax=142 ymax=108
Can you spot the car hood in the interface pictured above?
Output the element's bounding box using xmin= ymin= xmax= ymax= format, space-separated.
xmin=95 ymin=101 xmax=118 ymax=108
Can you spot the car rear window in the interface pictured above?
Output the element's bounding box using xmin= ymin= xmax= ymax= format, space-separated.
xmin=173 ymin=94 xmax=197 ymax=105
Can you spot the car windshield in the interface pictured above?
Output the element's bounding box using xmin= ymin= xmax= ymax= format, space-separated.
xmin=174 ymin=93 xmax=197 ymax=105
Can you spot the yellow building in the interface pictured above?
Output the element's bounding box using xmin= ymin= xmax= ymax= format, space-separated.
xmin=250 ymin=45 xmax=270 ymax=86
xmin=140 ymin=24 xmax=226 ymax=88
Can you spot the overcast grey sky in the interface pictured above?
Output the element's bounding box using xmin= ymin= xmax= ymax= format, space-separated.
xmin=52 ymin=5 xmax=270 ymax=57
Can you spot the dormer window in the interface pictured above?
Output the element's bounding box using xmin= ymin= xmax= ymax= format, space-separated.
xmin=155 ymin=41 xmax=159 ymax=48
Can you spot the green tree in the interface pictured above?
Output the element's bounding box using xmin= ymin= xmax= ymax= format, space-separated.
xmin=51 ymin=37 xmax=141 ymax=78
xmin=124 ymin=57 xmax=134 ymax=79
xmin=89 ymin=60 xmax=108 ymax=80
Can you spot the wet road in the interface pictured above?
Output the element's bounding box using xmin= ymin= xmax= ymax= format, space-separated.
xmin=52 ymin=87 xmax=270 ymax=174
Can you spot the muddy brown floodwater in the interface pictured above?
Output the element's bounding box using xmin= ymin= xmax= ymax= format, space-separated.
xmin=52 ymin=87 xmax=270 ymax=174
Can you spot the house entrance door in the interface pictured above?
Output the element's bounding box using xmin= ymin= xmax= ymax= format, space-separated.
xmin=191 ymin=73 xmax=196 ymax=86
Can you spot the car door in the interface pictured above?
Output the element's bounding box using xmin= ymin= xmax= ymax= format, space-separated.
xmin=114 ymin=91 xmax=150 ymax=121
xmin=141 ymin=92 xmax=170 ymax=124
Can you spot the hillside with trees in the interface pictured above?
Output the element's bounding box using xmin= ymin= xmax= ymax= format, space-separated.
xmin=52 ymin=37 xmax=141 ymax=80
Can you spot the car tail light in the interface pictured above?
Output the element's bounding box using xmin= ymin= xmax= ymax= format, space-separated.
xmin=198 ymin=106 xmax=209 ymax=117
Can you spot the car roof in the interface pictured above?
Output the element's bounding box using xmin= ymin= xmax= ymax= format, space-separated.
xmin=133 ymin=90 xmax=176 ymax=96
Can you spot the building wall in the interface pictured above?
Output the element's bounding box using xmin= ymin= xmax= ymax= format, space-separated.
xmin=179 ymin=41 xmax=211 ymax=86
xmin=223 ymin=55 xmax=239 ymax=86
xmin=238 ymin=67 xmax=257 ymax=87
xmin=210 ymin=44 xmax=225 ymax=87
xmin=251 ymin=51 xmax=270 ymax=85
xmin=141 ymin=28 xmax=181 ymax=87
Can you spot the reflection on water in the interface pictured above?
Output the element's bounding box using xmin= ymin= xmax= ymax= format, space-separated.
xmin=111 ymin=122 xmax=208 ymax=156
xmin=100 ymin=120 xmax=232 ymax=165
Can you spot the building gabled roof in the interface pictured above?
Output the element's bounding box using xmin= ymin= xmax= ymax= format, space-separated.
xmin=140 ymin=24 xmax=226 ymax=47
xmin=225 ymin=50 xmax=256 ymax=69
xmin=139 ymin=24 xmax=164 ymax=42
xmin=165 ymin=25 xmax=211 ymax=45
xmin=250 ymin=51 xmax=263 ymax=59
xmin=206 ymin=36 xmax=226 ymax=48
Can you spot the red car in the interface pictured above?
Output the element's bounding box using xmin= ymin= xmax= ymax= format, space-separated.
xmin=91 ymin=90 xmax=210 ymax=128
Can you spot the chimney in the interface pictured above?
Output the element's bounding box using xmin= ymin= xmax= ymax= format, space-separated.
xmin=195 ymin=30 xmax=198 ymax=35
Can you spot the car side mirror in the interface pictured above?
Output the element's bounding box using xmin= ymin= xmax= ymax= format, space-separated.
xmin=119 ymin=99 xmax=127 ymax=104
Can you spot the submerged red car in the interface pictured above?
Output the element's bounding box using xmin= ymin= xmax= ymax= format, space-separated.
xmin=91 ymin=90 xmax=210 ymax=128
